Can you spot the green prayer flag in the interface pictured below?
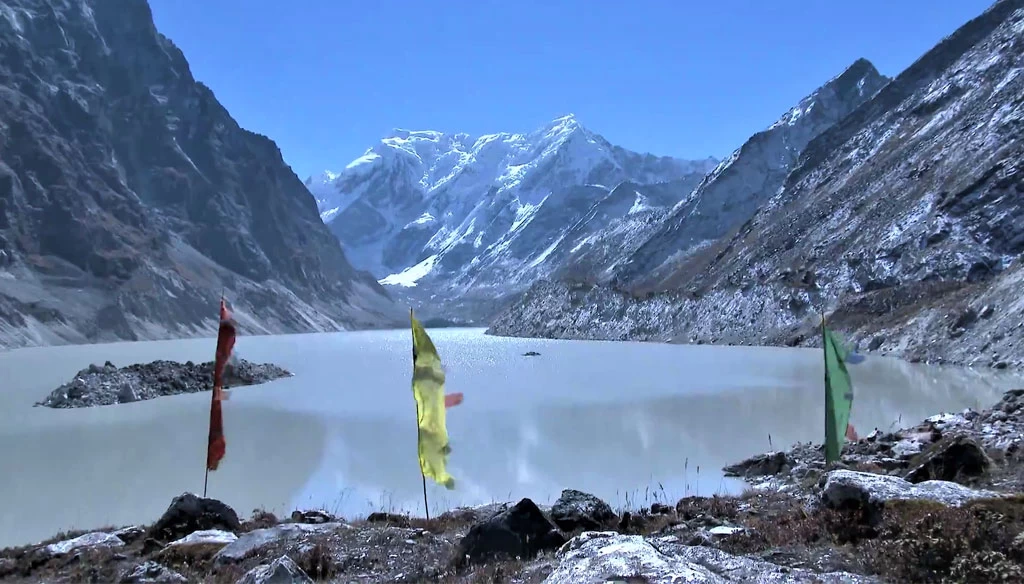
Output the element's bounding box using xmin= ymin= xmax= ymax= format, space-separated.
xmin=823 ymin=325 xmax=855 ymax=465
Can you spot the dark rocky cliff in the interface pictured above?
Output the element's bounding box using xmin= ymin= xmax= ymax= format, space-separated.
xmin=0 ymin=0 xmax=402 ymax=347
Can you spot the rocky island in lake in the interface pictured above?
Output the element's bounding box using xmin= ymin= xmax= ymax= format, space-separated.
xmin=36 ymin=359 xmax=292 ymax=408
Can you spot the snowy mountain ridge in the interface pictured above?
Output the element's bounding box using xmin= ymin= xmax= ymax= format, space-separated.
xmin=309 ymin=114 xmax=718 ymax=320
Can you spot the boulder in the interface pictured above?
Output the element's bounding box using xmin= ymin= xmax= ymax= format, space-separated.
xmin=236 ymin=555 xmax=313 ymax=584
xmin=120 ymin=561 xmax=188 ymax=583
xmin=43 ymin=531 xmax=125 ymax=557
xmin=821 ymin=469 xmax=1000 ymax=522
xmin=149 ymin=493 xmax=241 ymax=542
xmin=216 ymin=523 xmax=346 ymax=564
xmin=722 ymin=451 xmax=792 ymax=478
xmin=904 ymin=435 xmax=992 ymax=484
xmin=549 ymin=489 xmax=617 ymax=531
xmin=455 ymin=498 xmax=566 ymax=566
xmin=542 ymin=532 xmax=725 ymax=583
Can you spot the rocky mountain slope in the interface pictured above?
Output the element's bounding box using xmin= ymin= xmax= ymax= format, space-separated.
xmin=611 ymin=59 xmax=889 ymax=292
xmin=0 ymin=0 xmax=401 ymax=348
xmin=490 ymin=0 xmax=1024 ymax=370
xmin=310 ymin=116 xmax=718 ymax=321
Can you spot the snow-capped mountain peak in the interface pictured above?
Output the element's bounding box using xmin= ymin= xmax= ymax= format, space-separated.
xmin=311 ymin=115 xmax=719 ymax=319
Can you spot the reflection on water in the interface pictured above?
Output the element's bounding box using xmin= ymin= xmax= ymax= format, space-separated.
xmin=0 ymin=329 xmax=1021 ymax=547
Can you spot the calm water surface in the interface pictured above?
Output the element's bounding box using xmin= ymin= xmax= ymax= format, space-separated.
xmin=1 ymin=328 xmax=1022 ymax=547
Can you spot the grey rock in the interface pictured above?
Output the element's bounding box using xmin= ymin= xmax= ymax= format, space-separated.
xmin=664 ymin=542 xmax=882 ymax=583
xmin=437 ymin=502 xmax=510 ymax=526
xmin=120 ymin=561 xmax=188 ymax=583
xmin=364 ymin=511 xmax=411 ymax=527
xmin=821 ymin=469 xmax=1000 ymax=513
xmin=236 ymin=555 xmax=313 ymax=584
xmin=723 ymin=451 xmax=793 ymax=478
xmin=113 ymin=526 xmax=146 ymax=544
xmin=165 ymin=529 xmax=238 ymax=549
xmin=904 ymin=435 xmax=992 ymax=483
xmin=544 ymin=532 xmax=880 ymax=584
xmin=43 ymin=531 xmax=124 ymax=556
xmin=0 ymin=557 xmax=17 ymax=578
xmin=149 ymin=493 xmax=241 ymax=543
xmin=118 ymin=383 xmax=139 ymax=404
xmin=549 ymin=489 xmax=617 ymax=532
xmin=455 ymin=498 xmax=566 ymax=566
xmin=216 ymin=523 xmax=347 ymax=563
xmin=544 ymin=532 xmax=725 ymax=583
xmin=290 ymin=510 xmax=334 ymax=524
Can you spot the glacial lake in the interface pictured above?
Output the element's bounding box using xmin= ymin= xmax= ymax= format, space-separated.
xmin=1 ymin=328 xmax=1023 ymax=548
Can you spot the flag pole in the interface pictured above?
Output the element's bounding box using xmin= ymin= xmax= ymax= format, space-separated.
xmin=411 ymin=308 xmax=431 ymax=521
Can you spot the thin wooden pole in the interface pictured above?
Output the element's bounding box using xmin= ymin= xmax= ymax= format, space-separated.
xmin=411 ymin=308 xmax=430 ymax=520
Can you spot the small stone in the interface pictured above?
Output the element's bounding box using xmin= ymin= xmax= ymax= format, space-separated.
xmin=165 ymin=529 xmax=237 ymax=549
xmin=118 ymin=384 xmax=139 ymax=403
xmin=290 ymin=510 xmax=333 ymax=524
xmin=44 ymin=532 xmax=125 ymax=556
xmin=113 ymin=526 xmax=146 ymax=544
xmin=120 ymin=561 xmax=187 ymax=583
xmin=236 ymin=555 xmax=313 ymax=584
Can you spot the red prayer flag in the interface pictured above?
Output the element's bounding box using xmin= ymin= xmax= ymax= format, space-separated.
xmin=206 ymin=297 xmax=237 ymax=471
xmin=846 ymin=423 xmax=859 ymax=442
xmin=444 ymin=392 xmax=464 ymax=408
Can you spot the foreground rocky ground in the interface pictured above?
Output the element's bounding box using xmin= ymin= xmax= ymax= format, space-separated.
xmin=6 ymin=387 xmax=1024 ymax=583
xmin=36 ymin=359 xmax=292 ymax=408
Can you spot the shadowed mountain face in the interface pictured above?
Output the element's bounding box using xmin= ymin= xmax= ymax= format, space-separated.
xmin=490 ymin=0 xmax=1024 ymax=370
xmin=0 ymin=0 xmax=401 ymax=347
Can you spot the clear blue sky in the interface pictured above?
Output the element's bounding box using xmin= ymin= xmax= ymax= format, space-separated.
xmin=149 ymin=0 xmax=993 ymax=180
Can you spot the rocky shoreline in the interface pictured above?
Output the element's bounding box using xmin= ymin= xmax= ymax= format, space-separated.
xmin=6 ymin=387 xmax=1024 ymax=582
xmin=36 ymin=359 xmax=293 ymax=408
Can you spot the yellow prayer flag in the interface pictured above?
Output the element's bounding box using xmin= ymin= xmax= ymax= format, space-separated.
xmin=410 ymin=310 xmax=455 ymax=489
